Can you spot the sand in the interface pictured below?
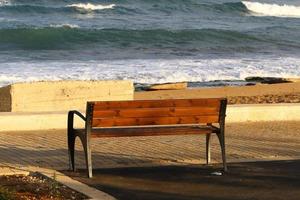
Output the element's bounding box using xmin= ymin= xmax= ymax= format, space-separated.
xmin=135 ymin=82 xmax=300 ymax=104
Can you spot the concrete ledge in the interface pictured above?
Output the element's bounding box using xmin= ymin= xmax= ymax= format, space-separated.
xmin=227 ymin=103 xmax=300 ymax=122
xmin=0 ymin=111 xmax=85 ymax=131
xmin=0 ymin=80 xmax=133 ymax=112
xmin=0 ymin=103 xmax=300 ymax=132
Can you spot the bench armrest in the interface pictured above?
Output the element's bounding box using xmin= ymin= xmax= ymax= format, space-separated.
xmin=68 ymin=110 xmax=86 ymax=131
xmin=68 ymin=110 xmax=86 ymax=121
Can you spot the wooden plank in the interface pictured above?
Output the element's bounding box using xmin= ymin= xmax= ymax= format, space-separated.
xmin=90 ymin=125 xmax=218 ymax=137
xmin=92 ymin=98 xmax=223 ymax=110
xmin=93 ymin=107 xmax=219 ymax=118
xmin=92 ymin=116 xmax=219 ymax=127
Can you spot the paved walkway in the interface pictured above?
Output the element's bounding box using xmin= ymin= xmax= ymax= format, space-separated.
xmin=0 ymin=121 xmax=299 ymax=170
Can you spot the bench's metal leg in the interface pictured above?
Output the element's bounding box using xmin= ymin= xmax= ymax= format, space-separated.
xmin=206 ymin=134 xmax=211 ymax=164
xmin=217 ymin=133 xmax=227 ymax=172
xmin=67 ymin=129 xmax=76 ymax=171
xmin=67 ymin=110 xmax=87 ymax=174
xmin=81 ymin=135 xmax=92 ymax=178
xmin=86 ymin=141 xmax=93 ymax=178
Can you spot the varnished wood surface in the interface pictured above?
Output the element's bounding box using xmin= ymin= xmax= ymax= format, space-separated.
xmin=91 ymin=98 xmax=224 ymax=110
xmin=90 ymin=125 xmax=218 ymax=137
xmin=90 ymin=98 xmax=224 ymax=127
xmin=92 ymin=116 xmax=219 ymax=127
xmin=93 ymin=107 xmax=219 ymax=118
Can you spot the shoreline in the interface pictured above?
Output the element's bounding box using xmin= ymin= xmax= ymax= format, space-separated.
xmin=1 ymin=76 xmax=300 ymax=90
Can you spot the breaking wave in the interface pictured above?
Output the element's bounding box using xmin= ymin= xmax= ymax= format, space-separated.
xmin=0 ymin=1 xmax=245 ymax=15
xmin=242 ymin=1 xmax=300 ymax=18
xmin=1 ymin=56 xmax=300 ymax=86
xmin=65 ymin=3 xmax=115 ymax=11
xmin=0 ymin=0 xmax=10 ymax=6
xmin=49 ymin=24 xmax=80 ymax=29
xmin=0 ymin=2 xmax=116 ymax=14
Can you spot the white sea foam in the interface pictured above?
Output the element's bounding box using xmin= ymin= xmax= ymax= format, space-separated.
xmin=0 ymin=56 xmax=300 ymax=87
xmin=242 ymin=1 xmax=300 ymax=18
xmin=0 ymin=0 xmax=10 ymax=6
xmin=66 ymin=3 xmax=115 ymax=11
xmin=50 ymin=24 xmax=80 ymax=28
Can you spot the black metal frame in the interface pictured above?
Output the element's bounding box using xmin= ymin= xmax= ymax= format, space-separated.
xmin=67 ymin=103 xmax=94 ymax=178
xmin=206 ymin=99 xmax=227 ymax=171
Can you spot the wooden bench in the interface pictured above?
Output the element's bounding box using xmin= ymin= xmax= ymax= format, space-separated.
xmin=67 ymin=98 xmax=227 ymax=178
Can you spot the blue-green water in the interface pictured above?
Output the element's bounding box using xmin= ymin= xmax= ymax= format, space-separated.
xmin=0 ymin=0 xmax=300 ymax=86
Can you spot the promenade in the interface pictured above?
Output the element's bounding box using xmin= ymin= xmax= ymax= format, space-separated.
xmin=0 ymin=121 xmax=299 ymax=170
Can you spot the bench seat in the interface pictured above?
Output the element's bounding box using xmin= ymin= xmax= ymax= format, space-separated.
xmin=72 ymin=125 xmax=219 ymax=138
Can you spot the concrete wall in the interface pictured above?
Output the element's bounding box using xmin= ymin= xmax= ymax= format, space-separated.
xmin=227 ymin=103 xmax=300 ymax=122
xmin=0 ymin=103 xmax=299 ymax=132
xmin=0 ymin=80 xmax=133 ymax=112
xmin=0 ymin=112 xmax=85 ymax=132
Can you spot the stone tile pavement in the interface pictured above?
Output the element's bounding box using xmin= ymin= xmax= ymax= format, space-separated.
xmin=0 ymin=121 xmax=299 ymax=170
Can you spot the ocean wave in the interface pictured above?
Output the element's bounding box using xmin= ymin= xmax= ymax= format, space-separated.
xmin=65 ymin=3 xmax=115 ymax=11
xmin=0 ymin=4 xmax=61 ymax=13
xmin=50 ymin=24 xmax=79 ymax=29
xmin=0 ymin=1 xmax=245 ymax=15
xmin=0 ymin=27 xmax=263 ymax=50
xmin=1 ymin=26 xmax=299 ymax=51
xmin=137 ymin=1 xmax=248 ymax=15
xmin=0 ymin=3 xmax=116 ymax=14
xmin=1 ymin=56 xmax=300 ymax=86
xmin=209 ymin=2 xmax=248 ymax=13
xmin=0 ymin=0 xmax=10 ymax=6
xmin=242 ymin=1 xmax=300 ymax=18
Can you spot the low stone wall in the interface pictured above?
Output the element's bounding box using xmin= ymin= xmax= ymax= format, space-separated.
xmin=0 ymin=80 xmax=133 ymax=112
xmin=227 ymin=103 xmax=300 ymax=122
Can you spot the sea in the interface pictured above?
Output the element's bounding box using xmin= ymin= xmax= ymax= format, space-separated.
xmin=0 ymin=0 xmax=300 ymax=87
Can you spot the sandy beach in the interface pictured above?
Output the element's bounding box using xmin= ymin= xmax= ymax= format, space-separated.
xmin=135 ymin=82 xmax=300 ymax=104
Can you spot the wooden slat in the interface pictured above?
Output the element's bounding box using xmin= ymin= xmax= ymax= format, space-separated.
xmin=92 ymin=115 xmax=219 ymax=127
xmin=92 ymin=98 xmax=223 ymax=110
xmin=90 ymin=125 xmax=219 ymax=138
xmin=93 ymin=107 xmax=219 ymax=118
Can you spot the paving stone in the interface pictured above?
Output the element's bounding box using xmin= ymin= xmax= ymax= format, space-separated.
xmin=0 ymin=121 xmax=299 ymax=170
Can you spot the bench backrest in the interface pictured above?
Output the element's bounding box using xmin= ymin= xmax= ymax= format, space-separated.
xmin=85 ymin=98 xmax=227 ymax=128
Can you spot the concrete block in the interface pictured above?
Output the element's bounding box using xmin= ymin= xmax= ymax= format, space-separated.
xmin=227 ymin=103 xmax=300 ymax=122
xmin=0 ymin=80 xmax=133 ymax=112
